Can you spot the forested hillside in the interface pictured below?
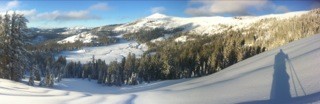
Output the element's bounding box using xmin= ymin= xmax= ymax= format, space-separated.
xmin=58 ymin=9 xmax=320 ymax=86
xmin=0 ymin=9 xmax=320 ymax=87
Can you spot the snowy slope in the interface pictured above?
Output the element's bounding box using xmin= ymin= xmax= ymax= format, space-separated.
xmin=57 ymin=32 xmax=98 ymax=44
xmin=56 ymin=10 xmax=310 ymax=44
xmin=58 ymin=40 xmax=148 ymax=64
xmin=1 ymin=34 xmax=320 ymax=104
xmin=114 ymin=11 xmax=308 ymax=35
xmin=59 ymin=26 xmax=89 ymax=35
xmin=134 ymin=34 xmax=320 ymax=104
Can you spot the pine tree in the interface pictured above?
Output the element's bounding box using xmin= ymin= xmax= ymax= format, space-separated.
xmin=162 ymin=50 xmax=174 ymax=79
xmin=119 ymin=57 xmax=125 ymax=85
xmin=28 ymin=64 xmax=35 ymax=86
xmin=56 ymin=56 xmax=66 ymax=82
xmin=0 ymin=12 xmax=29 ymax=81
xmin=124 ymin=52 xmax=137 ymax=84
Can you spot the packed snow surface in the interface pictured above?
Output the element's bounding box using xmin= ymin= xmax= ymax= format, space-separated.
xmin=58 ymin=40 xmax=148 ymax=64
xmin=1 ymin=34 xmax=320 ymax=104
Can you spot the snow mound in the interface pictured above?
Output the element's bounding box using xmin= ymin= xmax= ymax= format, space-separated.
xmin=1 ymin=34 xmax=320 ymax=104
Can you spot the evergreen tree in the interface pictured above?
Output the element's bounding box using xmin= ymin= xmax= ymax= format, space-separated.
xmin=0 ymin=13 xmax=29 ymax=81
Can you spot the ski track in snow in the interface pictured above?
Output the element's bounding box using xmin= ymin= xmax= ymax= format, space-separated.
xmin=1 ymin=34 xmax=320 ymax=104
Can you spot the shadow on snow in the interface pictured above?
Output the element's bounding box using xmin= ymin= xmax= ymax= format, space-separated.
xmin=239 ymin=49 xmax=312 ymax=104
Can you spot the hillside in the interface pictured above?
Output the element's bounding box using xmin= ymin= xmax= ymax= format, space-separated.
xmin=55 ymin=9 xmax=320 ymax=64
xmin=54 ymin=10 xmax=310 ymax=44
xmin=1 ymin=34 xmax=319 ymax=104
xmin=114 ymin=11 xmax=307 ymax=35
xmin=58 ymin=40 xmax=148 ymax=64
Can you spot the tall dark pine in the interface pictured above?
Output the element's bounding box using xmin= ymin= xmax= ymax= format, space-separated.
xmin=0 ymin=13 xmax=29 ymax=81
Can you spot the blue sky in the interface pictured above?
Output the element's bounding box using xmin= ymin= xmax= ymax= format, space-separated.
xmin=0 ymin=0 xmax=318 ymax=28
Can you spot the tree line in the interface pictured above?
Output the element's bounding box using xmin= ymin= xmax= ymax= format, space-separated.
xmin=62 ymin=32 xmax=266 ymax=86
xmin=0 ymin=13 xmax=68 ymax=87
xmin=0 ymin=13 xmax=29 ymax=81
xmin=1 ymin=9 xmax=319 ymax=87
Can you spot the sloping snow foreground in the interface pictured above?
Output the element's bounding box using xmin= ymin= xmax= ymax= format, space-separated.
xmin=1 ymin=34 xmax=320 ymax=104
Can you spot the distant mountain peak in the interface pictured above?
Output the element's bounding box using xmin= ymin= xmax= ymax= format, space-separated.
xmin=67 ymin=26 xmax=88 ymax=30
xmin=146 ymin=13 xmax=168 ymax=19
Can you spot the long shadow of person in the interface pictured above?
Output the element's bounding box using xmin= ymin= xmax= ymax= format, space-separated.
xmin=238 ymin=49 xmax=312 ymax=104
xmin=270 ymin=49 xmax=291 ymax=103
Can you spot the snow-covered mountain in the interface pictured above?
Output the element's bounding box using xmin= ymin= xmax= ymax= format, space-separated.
xmin=114 ymin=11 xmax=308 ymax=35
xmin=27 ymin=26 xmax=91 ymax=44
xmin=53 ymin=9 xmax=320 ymax=65
xmin=57 ymin=32 xmax=98 ymax=44
xmin=55 ymin=9 xmax=314 ymax=45
xmin=1 ymin=34 xmax=319 ymax=104
xmin=58 ymin=26 xmax=90 ymax=35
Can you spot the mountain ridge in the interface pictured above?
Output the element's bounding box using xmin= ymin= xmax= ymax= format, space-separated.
xmin=50 ymin=9 xmax=313 ymax=45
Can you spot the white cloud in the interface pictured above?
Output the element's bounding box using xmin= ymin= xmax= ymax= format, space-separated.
xmin=32 ymin=10 xmax=100 ymax=21
xmin=89 ymin=3 xmax=109 ymax=11
xmin=58 ymin=10 xmax=100 ymax=21
xmin=185 ymin=0 xmax=289 ymax=16
xmin=0 ymin=0 xmax=20 ymax=11
xmin=33 ymin=11 xmax=60 ymax=21
xmin=0 ymin=2 xmax=107 ymax=22
xmin=16 ymin=9 xmax=37 ymax=16
xmin=0 ymin=9 xmax=36 ymax=17
xmin=186 ymin=0 xmax=268 ymax=16
xmin=1 ymin=9 xmax=100 ymax=21
xmin=35 ymin=3 xmax=107 ymax=21
xmin=151 ymin=7 xmax=166 ymax=13
xmin=6 ymin=0 xmax=19 ymax=9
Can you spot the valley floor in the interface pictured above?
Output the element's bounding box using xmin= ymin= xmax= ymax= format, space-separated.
xmin=1 ymin=34 xmax=320 ymax=104
xmin=58 ymin=39 xmax=147 ymax=64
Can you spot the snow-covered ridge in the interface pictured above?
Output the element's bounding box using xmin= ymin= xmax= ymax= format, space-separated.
xmin=56 ymin=10 xmax=310 ymax=44
xmin=146 ymin=13 xmax=168 ymax=19
xmin=114 ymin=11 xmax=308 ymax=35
xmin=57 ymin=32 xmax=98 ymax=44
xmin=67 ymin=26 xmax=89 ymax=30
xmin=59 ymin=26 xmax=89 ymax=35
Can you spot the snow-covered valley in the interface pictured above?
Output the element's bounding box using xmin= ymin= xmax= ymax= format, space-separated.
xmin=57 ymin=40 xmax=148 ymax=64
xmin=1 ymin=34 xmax=320 ymax=104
